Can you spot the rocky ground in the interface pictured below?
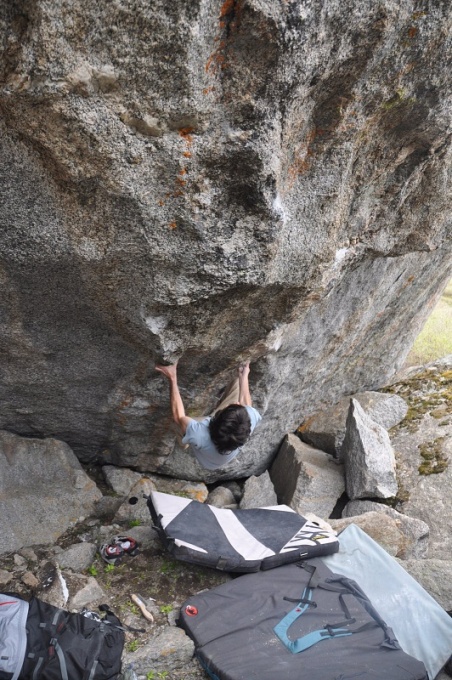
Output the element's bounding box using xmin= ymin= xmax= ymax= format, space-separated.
xmin=1 ymin=358 xmax=451 ymax=679
xmin=0 ymin=498 xmax=230 ymax=679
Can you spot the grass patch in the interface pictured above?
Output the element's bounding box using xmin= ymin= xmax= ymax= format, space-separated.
xmin=159 ymin=604 xmax=173 ymax=614
xmin=405 ymin=279 xmax=452 ymax=366
xmin=127 ymin=639 xmax=140 ymax=653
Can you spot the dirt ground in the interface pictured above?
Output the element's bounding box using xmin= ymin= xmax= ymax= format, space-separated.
xmin=1 ymin=487 xmax=231 ymax=680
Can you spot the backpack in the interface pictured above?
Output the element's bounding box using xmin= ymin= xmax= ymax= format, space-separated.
xmin=0 ymin=593 xmax=125 ymax=680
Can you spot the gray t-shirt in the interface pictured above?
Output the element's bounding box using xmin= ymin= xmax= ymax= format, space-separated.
xmin=182 ymin=406 xmax=262 ymax=470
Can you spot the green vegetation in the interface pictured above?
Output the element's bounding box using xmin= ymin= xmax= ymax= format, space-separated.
xmin=127 ymin=639 xmax=139 ymax=653
xmin=87 ymin=565 xmax=98 ymax=576
xmin=406 ymin=279 xmax=452 ymax=366
xmin=159 ymin=604 xmax=173 ymax=614
xmin=104 ymin=563 xmax=115 ymax=573
xmin=129 ymin=519 xmax=141 ymax=528
xmin=128 ymin=601 xmax=139 ymax=615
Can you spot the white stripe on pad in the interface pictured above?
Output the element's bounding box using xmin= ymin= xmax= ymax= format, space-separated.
xmin=209 ymin=506 xmax=275 ymax=561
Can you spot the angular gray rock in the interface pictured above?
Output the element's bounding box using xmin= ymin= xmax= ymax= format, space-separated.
xmin=126 ymin=525 xmax=160 ymax=550
xmin=0 ymin=0 xmax=451 ymax=483
xmin=35 ymin=559 xmax=106 ymax=610
xmin=55 ymin=542 xmax=98 ymax=572
xmin=67 ymin=575 xmax=105 ymax=610
xmin=113 ymin=477 xmax=156 ymax=523
xmin=0 ymin=570 xmax=13 ymax=586
xmin=299 ymin=391 xmax=408 ymax=456
xmin=18 ymin=547 xmax=38 ymax=562
xmin=330 ymin=512 xmax=405 ymax=558
xmin=0 ymin=431 xmax=102 ymax=555
xmin=239 ymin=471 xmax=277 ymax=509
xmin=21 ymin=571 xmax=40 ymax=589
xmin=13 ymin=554 xmax=27 ymax=569
xmin=122 ymin=626 xmax=195 ymax=675
xmin=35 ymin=562 xmax=69 ymax=608
xmin=221 ymin=481 xmax=243 ymax=503
xmin=343 ymin=500 xmax=429 ymax=559
xmin=206 ymin=486 xmax=236 ymax=508
xmin=94 ymin=496 xmax=124 ymax=519
xmin=102 ymin=466 xmax=143 ymax=497
xmin=342 ymin=399 xmax=398 ymax=499
xmin=270 ymin=434 xmax=345 ymax=519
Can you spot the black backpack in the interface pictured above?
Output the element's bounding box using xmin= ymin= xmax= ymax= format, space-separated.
xmin=0 ymin=593 xmax=125 ymax=680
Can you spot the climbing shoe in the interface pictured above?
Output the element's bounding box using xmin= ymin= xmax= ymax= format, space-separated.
xmin=100 ymin=536 xmax=140 ymax=565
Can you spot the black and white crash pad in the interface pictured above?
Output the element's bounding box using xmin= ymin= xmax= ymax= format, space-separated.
xmin=179 ymin=557 xmax=429 ymax=680
xmin=148 ymin=491 xmax=339 ymax=572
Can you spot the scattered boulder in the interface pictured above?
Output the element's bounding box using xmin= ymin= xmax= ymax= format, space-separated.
xmin=122 ymin=626 xmax=195 ymax=675
xmin=343 ymin=501 xmax=429 ymax=559
xmin=18 ymin=547 xmax=38 ymax=562
xmin=35 ymin=562 xmax=69 ymax=608
xmin=221 ymin=481 xmax=243 ymax=503
xmin=67 ymin=575 xmax=105 ymax=610
xmin=206 ymin=486 xmax=236 ymax=508
xmin=102 ymin=465 xmax=143 ymax=496
xmin=94 ymin=495 xmax=124 ymax=520
xmin=35 ymin=559 xmax=106 ymax=610
xmin=270 ymin=434 xmax=345 ymax=519
xmin=330 ymin=513 xmax=405 ymax=557
xmin=55 ymin=542 xmax=98 ymax=572
xmin=113 ymin=477 xmax=156 ymax=523
xmin=21 ymin=571 xmax=40 ymax=589
xmin=299 ymin=391 xmax=408 ymax=456
xmin=13 ymin=554 xmax=27 ymax=569
xmin=0 ymin=569 xmax=13 ymax=586
xmin=98 ymin=524 xmax=122 ymax=543
xmin=342 ymin=399 xmax=397 ymax=499
xmin=239 ymin=471 xmax=277 ymax=509
xmin=127 ymin=525 xmax=160 ymax=550
xmin=0 ymin=431 xmax=102 ymax=555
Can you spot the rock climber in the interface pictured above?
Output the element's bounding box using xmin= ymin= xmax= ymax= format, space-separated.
xmin=155 ymin=360 xmax=262 ymax=470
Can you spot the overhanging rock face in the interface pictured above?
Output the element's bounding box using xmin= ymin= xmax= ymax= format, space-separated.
xmin=1 ymin=1 xmax=451 ymax=481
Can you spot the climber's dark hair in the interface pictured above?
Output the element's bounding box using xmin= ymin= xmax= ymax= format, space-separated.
xmin=209 ymin=404 xmax=252 ymax=454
